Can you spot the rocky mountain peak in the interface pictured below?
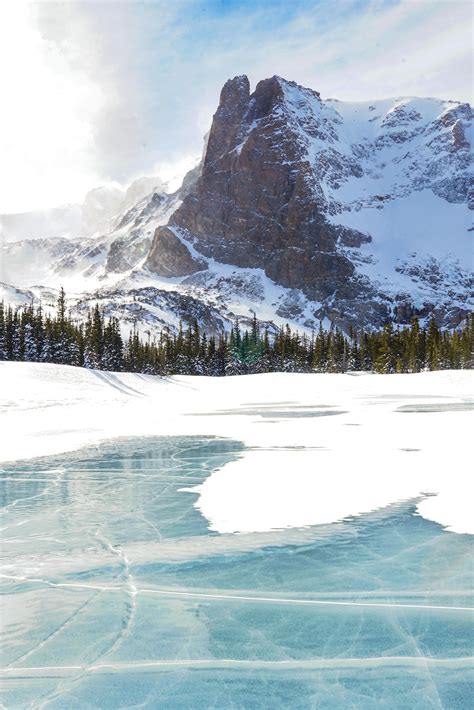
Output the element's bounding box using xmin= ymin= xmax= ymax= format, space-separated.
xmin=142 ymin=74 xmax=472 ymax=330
xmin=221 ymin=73 xmax=250 ymax=101
xmin=204 ymin=75 xmax=250 ymax=168
xmin=3 ymin=75 xmax=470 ymax=337
xmin=145 ymin=74 xmax=364 ymax=304
xmin=250 ymin=75 xmax=321 ymax=119
xmin=250 ymin=75 xmax=286 ymax=118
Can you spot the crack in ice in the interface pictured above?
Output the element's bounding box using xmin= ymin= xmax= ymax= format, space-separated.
xmin=1 ymin=575 xmax=472 ymax=613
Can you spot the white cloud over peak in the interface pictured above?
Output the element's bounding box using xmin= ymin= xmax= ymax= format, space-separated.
xmin=1 ymin=0 xmax=471 ymax=214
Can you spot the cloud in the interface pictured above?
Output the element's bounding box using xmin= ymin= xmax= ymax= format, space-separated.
xmin=1 ymin=0 xmax=471 ymax=213
xmin=0 ymin=1 xmax=106 ymax=213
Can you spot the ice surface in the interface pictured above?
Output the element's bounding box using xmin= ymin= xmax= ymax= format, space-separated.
xmin=1 ymin=436 xmax=473 ymax=709
xmin=1 ymin=363 xmax=473 ymax=535
xmin=1 ymin=364 xmax=473 ymax=705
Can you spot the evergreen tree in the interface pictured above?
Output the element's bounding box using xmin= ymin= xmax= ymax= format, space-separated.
xmin=0 ymin=302 xmax=7 ymax=360
xmin=426 ymin=316 xmax=441 ymax=370
xmin=0 ymin=290 xmax=471 ymax=377
xmin=374 ymin=322 xmax=394 ymax=374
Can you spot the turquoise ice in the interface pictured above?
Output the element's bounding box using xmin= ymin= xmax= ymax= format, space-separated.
xmin=1 ymin=437 xmax=473 ymax=708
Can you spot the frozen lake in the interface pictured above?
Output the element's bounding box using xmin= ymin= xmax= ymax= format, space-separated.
xmin=1 ymin=436 xmax=473 ymax=709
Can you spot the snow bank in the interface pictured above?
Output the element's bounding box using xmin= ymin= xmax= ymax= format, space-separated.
xmin=0 ymin=362 xmax=472 ymax=534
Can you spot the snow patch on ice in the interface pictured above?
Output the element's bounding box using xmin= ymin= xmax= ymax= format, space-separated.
xmin=0 ymin=363 xmax=472 ymax=535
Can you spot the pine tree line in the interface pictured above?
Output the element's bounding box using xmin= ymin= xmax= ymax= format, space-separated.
xmin=0 ymin=289 xmax=472 ymax=376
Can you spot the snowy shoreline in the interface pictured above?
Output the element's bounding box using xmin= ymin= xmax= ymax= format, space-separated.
xmin=1 ymin=361 xmax=472 ymax=535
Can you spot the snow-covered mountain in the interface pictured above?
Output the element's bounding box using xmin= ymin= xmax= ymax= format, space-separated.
xmin=0 ymin=176 xmax=166 ymax=244
xmin=1 ymin=75 xmax=472 ymax=336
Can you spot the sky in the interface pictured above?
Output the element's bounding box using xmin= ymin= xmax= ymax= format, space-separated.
xmin=0 ymin=0 xmax=472 ymax=214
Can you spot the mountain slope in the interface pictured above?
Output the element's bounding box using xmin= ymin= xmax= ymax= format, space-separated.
xmin=0 ymin=176 xmax=167 ymax=245
xmin=1 ymin=75 xmax=472 ymax=335
xmin=145 ymin=75 xmax=472 ymax=329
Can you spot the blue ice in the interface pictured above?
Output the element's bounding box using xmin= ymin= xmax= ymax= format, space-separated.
xmin=1 ymin=437 xmax=472 ymax=708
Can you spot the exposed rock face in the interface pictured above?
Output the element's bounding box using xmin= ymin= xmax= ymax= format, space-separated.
xmin=2 ymin=74 xmax=471 ymax=336
xmin=154 ymin=75 xmax=364 ymax=301
xmin=204 ymin=75 xmax=251 ymax=168
xmin=106 ymin=191 xmax=180 ymax=273
xmin=146 ymin=226 xmax=206 ymax=277
xmin=144 ymin=74 xmax=472 ymax=329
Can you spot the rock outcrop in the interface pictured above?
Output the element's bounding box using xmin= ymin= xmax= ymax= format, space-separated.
xmin=147 ymin=75 xmax=368 ymax=302
xmin=2 ymin=74 xmax=471 ymax=335
xmin=146 ymin=226 xmax=206 ymax=277
xmin=143 ymin=74 xmax=472 ymax=329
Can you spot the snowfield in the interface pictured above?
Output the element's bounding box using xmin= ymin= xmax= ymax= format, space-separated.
xmin=0 ymin=362 xmax=472 ymax=535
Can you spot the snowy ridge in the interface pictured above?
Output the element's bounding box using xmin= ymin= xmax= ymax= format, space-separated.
xmin=267 ymin=79 xmax=472 ymax=308
xmin=0 ymin=75 xmax=472 ymax=335
xmin=0 ymin=177 xmax=168 ymax=245
xmin=0 ymin=191 xmax=180 ymax=292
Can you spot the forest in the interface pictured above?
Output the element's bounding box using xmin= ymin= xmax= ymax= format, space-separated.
xmin=0 ymin=289 xmax=472 ymax=376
